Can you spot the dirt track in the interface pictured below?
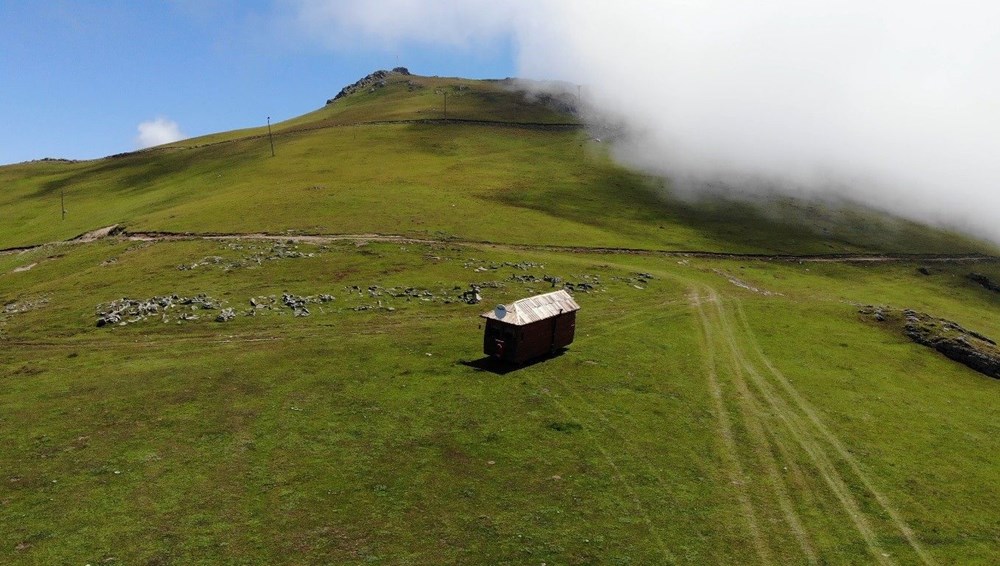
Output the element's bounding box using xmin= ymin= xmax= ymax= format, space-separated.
xmin=690 ymin=286 xmax=936 ymax=565
xmin=3 ymin=226 xmax=998 ymax=265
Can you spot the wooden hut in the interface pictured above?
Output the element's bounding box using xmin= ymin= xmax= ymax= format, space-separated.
xmin=480 ymin=290 xmax=580 ymax=364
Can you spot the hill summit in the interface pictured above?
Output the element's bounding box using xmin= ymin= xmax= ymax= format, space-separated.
xmin=328 ymin=67 xmax=413 ymax=103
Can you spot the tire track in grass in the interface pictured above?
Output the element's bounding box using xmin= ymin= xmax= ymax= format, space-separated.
xmin=732 ymin=301 xmax=936 ymax=566
xmin=550 ymin=376 xmax=693 ymax=560
xmin=576 ymin=285 xmax=802 ymax=563
xmin=552 ymin=298 xmax=697 ymax=492
xmin=552 ymin=294 xmax=737 ymax=562
xmin=552 ymin=377 xmax=673 ymax=490
xmin=542 ymin=390 xmax=677 ymax=563
xmin=700 ymin=287 xmax=819 ymax=564
xmin=735 ymin=396 xmax=822 ymax=566
xmin=708 ymin=290 xmax=894 ymax=564
xmin=575 ymin=298 xmax=687 ymax=342
xmin=691 ymin=289 xmax=772 ymax=564
xmin=744 ymin=379 xmax=891 ymax=564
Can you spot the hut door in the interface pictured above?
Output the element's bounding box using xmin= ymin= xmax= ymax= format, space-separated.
xmin=550 ymin=310 xmax=565 ymax=353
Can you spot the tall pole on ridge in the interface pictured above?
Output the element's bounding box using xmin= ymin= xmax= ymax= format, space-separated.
xmin=267 ymin=116 xmax=275 ymax=157
xmin=61 ymin=188 xmax=66 ymax=220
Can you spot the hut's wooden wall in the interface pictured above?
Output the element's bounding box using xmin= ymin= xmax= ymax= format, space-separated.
xmin=483 ymin=312 xmax=577 ymax=364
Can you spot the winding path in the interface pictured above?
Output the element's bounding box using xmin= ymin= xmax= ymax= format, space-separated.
xmin=3 ymin=225 xmax=998 ymax=265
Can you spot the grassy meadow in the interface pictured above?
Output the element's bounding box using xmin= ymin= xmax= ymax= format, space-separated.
xmin=1 ymin=71 xmax=998 ymax=564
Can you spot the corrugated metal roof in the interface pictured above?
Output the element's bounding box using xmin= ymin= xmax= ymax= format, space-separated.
xmin=480 ymin=290 xmax=580 ymax=326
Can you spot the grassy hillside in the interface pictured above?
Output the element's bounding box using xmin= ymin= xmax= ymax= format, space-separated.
xmin=1 ymin=71 xmax=992 ymax=255
xmin=2 ymin=71 xmax=998 ymax=564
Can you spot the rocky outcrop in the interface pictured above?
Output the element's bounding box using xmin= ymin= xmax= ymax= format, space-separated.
xmin=901 ymin=309 xmax=1000 ymax=378
xmin=860 ymin=306 xmax=1000 ymax=379
xmin=968 ymin=272 xmax=1000 ymax=293
xmin=327 ymin=68 xmax=411 ymax=104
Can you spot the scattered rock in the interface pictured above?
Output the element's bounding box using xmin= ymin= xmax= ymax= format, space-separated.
xmin=282 ymin=293 xmax=309 ymax=309
xmin=3 ymin=296 xmax=49 ymax=315
xmin=461 ymin=286 xmax=482 ymax=305
xmin=348 ymin=283 xmax=493 ymax=305
xmin=613 ymin=272 xmax=656 ymax=289
xmin=563 ymin=281 xmax=597 ymax=293
xmin=508 ymin=273 xmax=600 ymax=293
xmin=464 ymin=259 xmax=545 ymax=271
xmin=177 ymin=256 xmax=224 ymax=270
xmin=178 ymin=243 xmax=316 ymax=271
xmin=96 ymin=313 xmax=120 ymax=327
xmin=241 ymin=292 xmax=335 ymax=316
xmin=215 ymin=308 xmax=236 ymax=322
xmin=96 ymin=294 xmax=221 ymax=327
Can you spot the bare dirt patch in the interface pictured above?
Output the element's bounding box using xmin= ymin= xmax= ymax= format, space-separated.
xmin=712 ymin=269 xmax=782 ymax=296
xmin=71 ymin=224 xmax=122 ymax=243
xmin=11 ymin=263 xmax=37 ymax=273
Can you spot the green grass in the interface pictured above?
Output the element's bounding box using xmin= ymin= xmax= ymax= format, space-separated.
xmin=1 ymin=239 xmax=998 ymax=563
xmin=2 ymin=71 xmax=998 ymax=564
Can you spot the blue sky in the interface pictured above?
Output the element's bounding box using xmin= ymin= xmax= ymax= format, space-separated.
xmin=0 ymin=1 xmax=517 ymax=165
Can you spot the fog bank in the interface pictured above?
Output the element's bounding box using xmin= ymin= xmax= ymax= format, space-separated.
xmin=293 ymin=0 xmax=1000 ymax=242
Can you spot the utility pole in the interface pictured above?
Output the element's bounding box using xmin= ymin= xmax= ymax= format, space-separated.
xmin=267 ymin=116 xmax=275 ymax=157
xmin=61 ymin=188 xmax=66 ymax=220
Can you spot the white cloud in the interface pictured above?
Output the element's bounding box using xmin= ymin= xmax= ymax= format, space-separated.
xmin=135 ymin=117 xmax=184 ymax=149
xmin=290 ymin=1 xmax=1000 ymax=242
xmin=291 ymin=0 xmax=521 ymax=49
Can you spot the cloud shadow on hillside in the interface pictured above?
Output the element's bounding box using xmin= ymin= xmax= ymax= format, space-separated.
xmin=34 ymin=139 xmax=265 ymax=199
